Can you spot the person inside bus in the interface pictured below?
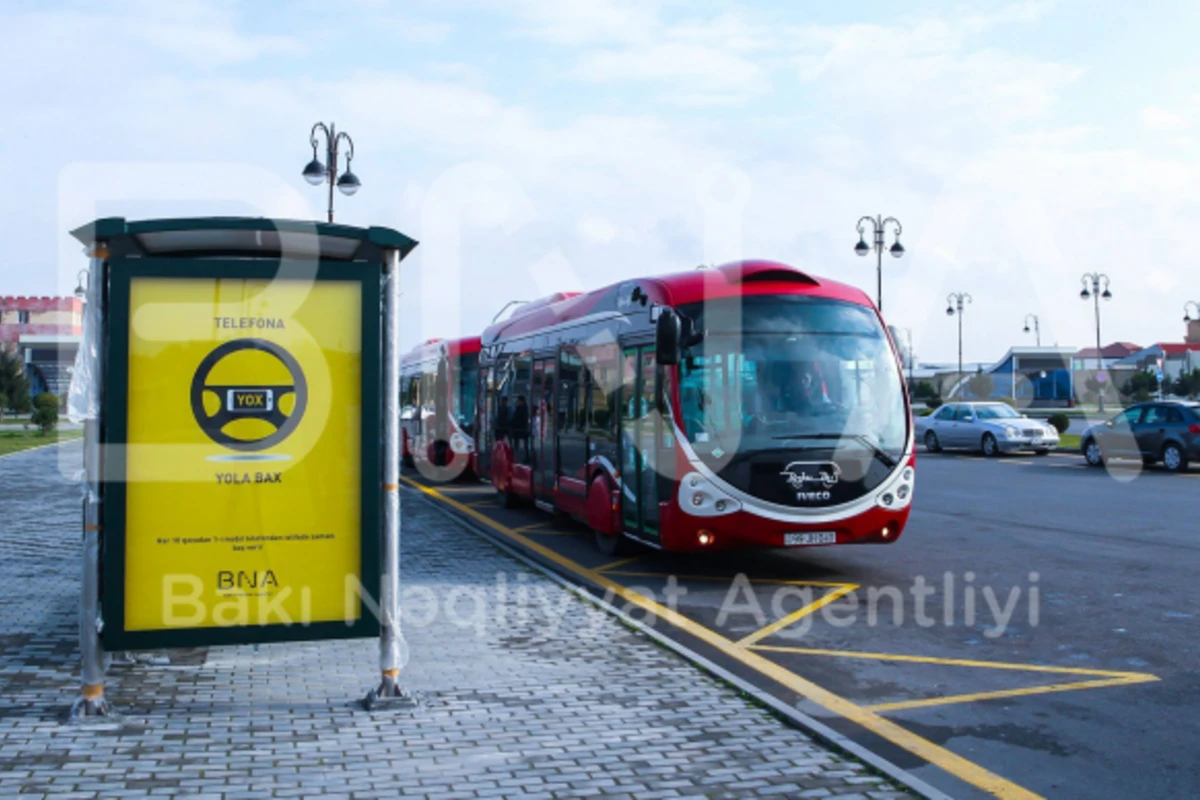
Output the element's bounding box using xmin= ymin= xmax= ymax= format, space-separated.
xmin=510 ymin=394 xmax=530 ymax=462
xmin=778 ymin=362 xmax=829 ymax=415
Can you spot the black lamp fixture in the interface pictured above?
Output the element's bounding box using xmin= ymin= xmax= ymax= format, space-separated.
xmin=1080 ymin=272 xmax=1113 ymax=412
xmin=854 ymin=214 xmax=904 ymax=312
xmin=1023 ymin=313 xmax=1041 ymax=346
xmin=302 ymin=121 xmax=359 ymax=222
xmin=946 ymin=292 xmax=972 ymax=395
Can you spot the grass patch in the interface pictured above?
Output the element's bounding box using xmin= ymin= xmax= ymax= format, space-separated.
xmin=0 ymin=428 xmax=84 ymax=456
xmin=1058 ymin=433 xmax=1081 ymax=450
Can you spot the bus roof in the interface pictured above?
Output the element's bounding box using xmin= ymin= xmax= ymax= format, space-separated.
xmin=400 ymin=335 xmax=481 ymax=367
xmin=483 ymin=260 xmax=873 ymax=343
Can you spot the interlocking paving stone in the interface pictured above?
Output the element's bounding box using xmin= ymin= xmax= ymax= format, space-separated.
xmin=0 ymin=443 xmax=912 ymax=798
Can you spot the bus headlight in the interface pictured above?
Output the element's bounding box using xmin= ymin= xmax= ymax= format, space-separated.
xmin=678 ymin=472 xmax=739 ymax=517
xmin=449 ymin=432 xmax=473 ymax=454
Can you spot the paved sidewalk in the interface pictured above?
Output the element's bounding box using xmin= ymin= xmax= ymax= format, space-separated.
xmin=0 ymin=442 xmax=911 ymax=799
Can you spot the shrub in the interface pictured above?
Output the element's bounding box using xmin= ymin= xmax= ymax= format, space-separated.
xmin=31 ymin=393 xmax=58 ymax=435
xmin=1047 ymin=413 xmax=1069 ymax=434
xmin=925 ymin=397 xmax=943 ymax=410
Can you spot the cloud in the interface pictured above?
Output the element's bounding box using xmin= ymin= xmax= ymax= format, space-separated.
xmin=1141 ymin=106 xmax=1192 ymax=132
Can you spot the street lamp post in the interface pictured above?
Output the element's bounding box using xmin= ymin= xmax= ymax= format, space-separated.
xmin=302 ymin=122 xmax=361 ymax=223
xmin=1080 ymin=273 xmax=1113 ymax=412
xmin=1023 ymin=314 xmax=1041 ymax=346
xmin=1184 ymin=301 xmax=1200 ymax=323
xmin=946 ymin=293 xmax=972 ymax=398
xmin=855 ymin=215 xmax=904 ymax=313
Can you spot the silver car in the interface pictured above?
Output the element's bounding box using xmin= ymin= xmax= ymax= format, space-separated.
xmin=915 ymin=402 xmax=1060 ymax=456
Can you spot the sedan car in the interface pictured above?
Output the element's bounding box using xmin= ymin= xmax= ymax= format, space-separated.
xmin=1080 ymin=400 xmax=1200 ymax=472
xmin=916 ymin=402 xmax=1060 ymax=456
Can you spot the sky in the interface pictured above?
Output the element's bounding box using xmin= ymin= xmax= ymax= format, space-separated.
xmin=3 ymin=0 xmax=1200 ymax=363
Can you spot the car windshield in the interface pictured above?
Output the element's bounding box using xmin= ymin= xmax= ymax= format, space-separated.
xmin=974 ymin=404 xmax=1021 ymax=420
xmin=677 ymin=296 xmax=908 ymax=465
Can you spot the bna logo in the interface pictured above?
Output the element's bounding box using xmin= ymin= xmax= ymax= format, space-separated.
xmin=190 ymin=338 xmax=307 ymax=451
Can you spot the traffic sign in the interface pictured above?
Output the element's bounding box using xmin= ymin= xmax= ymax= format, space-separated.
xmin=1096 ymin=370 xmax=1108 ymax=384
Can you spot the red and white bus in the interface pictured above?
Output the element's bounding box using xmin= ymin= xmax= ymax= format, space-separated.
xmin=474 ymin=261 xmax=915 ymax=554
xmin=400 ymin=336 xmax=481 ymax=479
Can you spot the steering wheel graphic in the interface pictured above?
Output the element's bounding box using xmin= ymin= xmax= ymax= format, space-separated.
xmin=190 ymin=338 xmax=307 ymax=451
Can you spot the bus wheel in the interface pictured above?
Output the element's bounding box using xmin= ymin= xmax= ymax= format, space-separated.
xmin=499 ymin=486 xmax=521 ymax=509
xmin=594 ymin=529 xmax=632 ymax=556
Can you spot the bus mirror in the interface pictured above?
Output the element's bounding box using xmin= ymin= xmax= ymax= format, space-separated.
xmin=656 ymin=309 xmax=681 ymax=365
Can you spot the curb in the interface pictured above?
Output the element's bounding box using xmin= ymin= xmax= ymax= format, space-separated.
xmin=0 ymin=437 xmax=81 ymax=461
xmin=410 ymin=485 xmax=953 ymax=800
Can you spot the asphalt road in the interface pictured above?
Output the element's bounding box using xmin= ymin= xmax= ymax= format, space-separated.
xmin=409 ymin=449 xmax=1199 ymax=800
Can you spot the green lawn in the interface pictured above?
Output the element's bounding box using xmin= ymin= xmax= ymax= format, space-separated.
xmin=1059 ymin=433 xmax=1081 ymax=451
xmin=0 ymin=428 xmax=84 ymax=457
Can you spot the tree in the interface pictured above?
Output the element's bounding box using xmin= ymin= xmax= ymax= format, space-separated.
xmin=31 ymin=392 xmax=58 ymax=436
xmin=912 ymin=380 xmax=937 ymax=400
xmin=0 ymin=391 xmax=6 ymax=421
xmin=1120 ymin=371 xmax=1157 ymax=404
xmin=966 ymin=371 xmax=994 ymax=399
xmin=0 ymin=349 xmax=31 ymax=413
xmin=1173 ymin=368 xmax=1200 ymax=399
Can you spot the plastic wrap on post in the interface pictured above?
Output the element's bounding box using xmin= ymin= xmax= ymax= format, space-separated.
xmin=363 ymin=252 xmax=413 ymax=710
xmin=67 ymin=262 xmax=103 ymax=423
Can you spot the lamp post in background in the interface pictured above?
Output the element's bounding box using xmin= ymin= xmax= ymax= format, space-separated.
xmin=946 ymin=293 xmax=972 ymax=398
xmin=302 ymin=122 xmax=361 ymax=223
xmin=1080 ymin=273 xmax=1112 ymax=412
xmin=855 ymin=215 xmax=904 ymax=313
xmin=1023 ymin=314 xmax=1041 ymax=346
xmin=1184 ymin=301 xmax=1200 ymax=323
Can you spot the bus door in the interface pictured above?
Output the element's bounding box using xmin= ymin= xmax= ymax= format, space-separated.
xmin=556 ymin=348 xmax=588 ymax=497
xmin=619 ymin=346 xmax=660 ymax=542
xmin=533 ymin=357 xmax=556 ymax=497
xmin=476 ymin=366 xmax=492 ymax=478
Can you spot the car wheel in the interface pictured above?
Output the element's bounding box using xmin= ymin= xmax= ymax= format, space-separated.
xmin=981 ymin=433 xmax=999 ymax=457
xmin=1083 ymin=438 xmax=1104 ymax=467
xmin=924 ymin=430 xmax=942 ymax=453
xmin=1162 ymin=442 xmax=1188 ymax=473
xmin=594 ymin=528 xmax=633 ymax=556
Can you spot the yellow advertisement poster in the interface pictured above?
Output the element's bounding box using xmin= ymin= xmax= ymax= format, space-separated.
xmin=124 ymin=277 xmax=363 ymax=632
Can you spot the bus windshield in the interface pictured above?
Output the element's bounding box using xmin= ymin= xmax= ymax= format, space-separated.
xmin=676 ymin=296 xmax=907 ymax=482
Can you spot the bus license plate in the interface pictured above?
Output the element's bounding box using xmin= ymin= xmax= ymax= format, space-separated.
xmin=784 ymin=531 xmax=836 ymax=546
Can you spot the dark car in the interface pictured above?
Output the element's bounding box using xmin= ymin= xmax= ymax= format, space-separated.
xmin=1081 ymin=401 xmax=1200 ymax=472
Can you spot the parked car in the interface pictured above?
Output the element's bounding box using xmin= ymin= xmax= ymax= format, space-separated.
xmin=915 ymin=402 xmax=1060 ymax=456
xmin=1080 ymin=401 xmax=1200 ymax=472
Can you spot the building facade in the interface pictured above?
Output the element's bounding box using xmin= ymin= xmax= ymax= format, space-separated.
xmin=0 ymin=296 xmax=83 ymax=398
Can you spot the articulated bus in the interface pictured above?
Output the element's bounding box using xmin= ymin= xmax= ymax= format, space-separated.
xmin=473 ymin=260 xmax=915 ymax=554
xmin=399 ymin=336 xmax=481 ymax=479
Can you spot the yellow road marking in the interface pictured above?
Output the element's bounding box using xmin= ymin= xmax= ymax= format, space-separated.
xmin=404 ymin=476 xmax=1045 ymax=800
xmin=511 ymin=521 xmax=560 ymax=533
xmin=748 ymin=645 xmax=1156 ymax=679
xmin=866 ymin=676 xmax=1154 ymax=713
xmin=595 ymin=555 xmax=645 ymax=573
xmin=605 ymin=570 xmax=854 ymax=588
xmin=736 ymin=585 xmax=859 ymax=647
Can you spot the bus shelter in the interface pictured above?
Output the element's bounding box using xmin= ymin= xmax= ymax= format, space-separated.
xmin=67 ymin=217 xmax=417 ymax=716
